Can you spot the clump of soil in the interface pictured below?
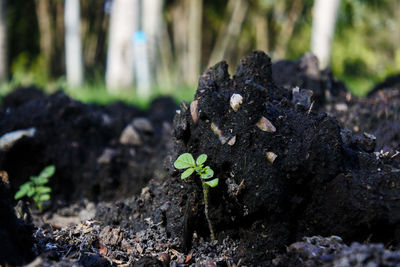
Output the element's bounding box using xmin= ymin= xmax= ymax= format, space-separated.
xmin=169 ymin=51 xmax=400 ymax=264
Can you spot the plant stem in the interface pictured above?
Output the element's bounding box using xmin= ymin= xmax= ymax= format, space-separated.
xmin=203 ymin=185 xmax=215 ymax=240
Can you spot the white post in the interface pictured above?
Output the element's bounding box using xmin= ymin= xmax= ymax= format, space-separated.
xmin=133 ymin=31 xmax=151 ymax=100
xmin=143 ymin=0 xmax=163 ymax=76
xmin=106 ymin=0 xmax=138 ymax=92
xmin=311 ymin=0 xmax=341 ymax=69
xmin=65 ymin=0 xmax=83 ymax=86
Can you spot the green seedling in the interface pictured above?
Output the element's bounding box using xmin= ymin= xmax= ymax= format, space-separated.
xmin=15 ymin=165 xmax=55 ymax=211
xmin=174 ymin=153 xmax=219 ymax=240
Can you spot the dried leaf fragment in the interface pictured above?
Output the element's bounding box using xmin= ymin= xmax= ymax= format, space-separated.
xmin=230 ymin=94 xmax=243 ymax=112
xmin=266 ymin=152 xmax=277 ymax=164
xmin=99 ymin=241 xmax=108 ymax=256
xmin=256 ymin=117 xmax=276 ymax=132
xmin=185 ymin=251 xmax=193 ymax=263
xmin=190 ymin=100 xmax=199 ymax=124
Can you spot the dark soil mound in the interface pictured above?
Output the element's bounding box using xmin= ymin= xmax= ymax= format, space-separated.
xmin=368 ymin=74 xmax=400 ymax=96
xmin=327 ymin=88 xmax=400 ymax=151
xmin=274 ymin=236 xmax=400 ymax=266
xmin=0 ymin=88 xmax=177 ymax=205
xmin=272 ymin=53 xmax=348 ymax=108
xmin=0 ymin=179 xmax=34 ymax=265
xmin=168 ymin=51 xmax=400 ymax=264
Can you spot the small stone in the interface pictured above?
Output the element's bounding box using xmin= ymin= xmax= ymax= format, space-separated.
xmin=266 ymin=152 xmax=277 ymax=164
xmin=132 ymin=118 xmax=153 ymax=133
xmin=230 ymin=94 xmax=243 ymax=112
xmin=120 ymin=125 xmax=141 ymax=145
xmin=228 ymin=136 xmax=236 ymax=146
xmin=97 ymin=148 xmax=119 ymax=164
xmin=363 ymin=132 xmax=376 ymax=140
xmin=211 ymin=122 xmax=229 ymax=144
xmin=190 ymin=100 xmax=199 ymax=124
xmin=0 ymin=127 xmax=36 ymax=151
xmin=334 ymin=103 xmax=348 ymax=112
xmin=256 ymin=116 xmax=276 ymax=132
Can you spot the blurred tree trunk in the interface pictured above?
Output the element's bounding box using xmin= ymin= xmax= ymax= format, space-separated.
xmin=157 ymin=17 xmax=174 ymax=90
xmin=311 ymin=0 xmax=341 ymax=69
xmin=35 ymin=0 xmax=53 ymax=78
xmin=143 ymin=0 xmax=163 ymax=79
xmin=81 ymin=0 xmax=108 ymax=73
xmin=274 ymin=0 xmax=304 ymax=59
xmin=208 ymin=0 xmax=248 ymax=67
xmin=253 ymin=12 xmax=268 ymax=53
xmin=0 ymin=0 xmax=7 ymax=81
xmin=55 ymin=2 xmax=65 ymax=73
xmin=187 ymin=0 xmax=203 ymax=84
xmin=171 ymin=0 xmax=189 ymax=84
xmin=106 ymin=0 xmax=138 ymax=92
xmin=65 ymin=0 xmax=83 ymax=86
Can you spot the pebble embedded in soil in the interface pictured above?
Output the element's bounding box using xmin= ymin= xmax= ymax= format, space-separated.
xmin=230 ymin=93 xmax=243 ymax=112
xmin=256 ymin=116 xmax=276 ymax=132
xmin=119 ymin=125 xmax=142 ymax=145
xmin=266 ymin=152 xmax=278 ymax=164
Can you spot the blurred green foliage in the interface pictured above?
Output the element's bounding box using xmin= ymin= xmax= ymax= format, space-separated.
xmin=2 ymin=0 xmax=399 ymax=104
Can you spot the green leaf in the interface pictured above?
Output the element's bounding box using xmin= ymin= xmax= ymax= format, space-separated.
xmin=33 ymin=177 xmax=49 ymax=185
xmin=196 ymin=154 xmax=207 ymax=166
xmin=174 ymin=153 xmax=195 ymax=169
xmin=36 ymin=186 xmax=51 ymax=194
xmin=181 ymin=168 xmax=194 ymax=179
xmin=40 ymin=165 xmax=55 ymax=178
xmin=27 ymin=187 xmax=35 ymax=197
xmin=204 ymin=178 xmax=219 ymax=188
xmin=200 ymin=167 xmax=214 ymax=179
xmin=17 ymin=182 xmax=31 ymax=194
xmin=39 ymin=194 xmax=51 ymax=201
xmin=14 ymin=189 xmax=28 ymax=200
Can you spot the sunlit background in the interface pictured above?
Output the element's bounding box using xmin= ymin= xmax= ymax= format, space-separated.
xmin=0 ymin=0 xmax=399 ymax=107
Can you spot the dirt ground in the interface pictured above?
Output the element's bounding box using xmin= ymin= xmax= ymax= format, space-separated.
xmin=1 ymin=51 xmax=400 ymax=266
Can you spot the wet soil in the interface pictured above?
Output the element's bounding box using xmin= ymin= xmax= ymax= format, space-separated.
xmin=0 ymin=52 xmax=400 ymax=266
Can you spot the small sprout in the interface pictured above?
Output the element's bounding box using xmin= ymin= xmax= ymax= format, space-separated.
xmin=230 ymin=94 xmax=243 ymax=112
xmin=174 ymin=153 xmax=196 ymax=170
xmin=15 ymin=165 xmax=55 ymax=211
xmin=174 ymin=153 xmax=219 ymax=240
xmin=266 ymin=152 xmax=278 ymax=164
xmin=256 ymin=116 xmax=276 ymax=132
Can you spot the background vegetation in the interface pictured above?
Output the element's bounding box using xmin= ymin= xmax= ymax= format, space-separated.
xmin=1 ymin=0 xmax=399 ymax=106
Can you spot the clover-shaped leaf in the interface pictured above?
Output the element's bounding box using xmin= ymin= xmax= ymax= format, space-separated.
xmin=174 ymin=153 xmax=195 ymax=169
xmin=181 ymin=167 xmax=194 ymax=179
xmin=204 ymin=178 xmax=219 ymax=188
xmin=200 ymin=166 xmax=214 ymax=179
xmin=196 ymin=154 xmax=207 ymax=165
